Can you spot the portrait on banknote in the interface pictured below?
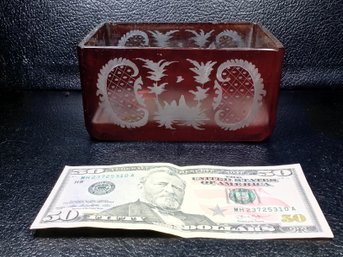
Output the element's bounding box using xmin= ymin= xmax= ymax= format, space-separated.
xmin=99 ymin=167 xmax=215 ymax=226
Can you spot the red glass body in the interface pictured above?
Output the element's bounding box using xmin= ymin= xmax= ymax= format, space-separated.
xmin=78 ymin=23 xmax=284 ymax=141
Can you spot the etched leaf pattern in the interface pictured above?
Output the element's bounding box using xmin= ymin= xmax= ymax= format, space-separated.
xmin=137 ymin=59 xmax=176 ymax=82
xmin=187 ymin=59 xmax=217 ymax=105
xmin=186 ymin=29 xmax=214 ymax=48
xmin=149 ymin=30 xmax=178 ymax=47
xmin=187 ymin=59 xmax=217 ymax=85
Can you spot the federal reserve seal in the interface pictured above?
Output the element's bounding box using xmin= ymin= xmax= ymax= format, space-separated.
xmin=228 ymin=188 xmax=256 ymax=204
xmin=88 ymin=181 xmax=115 ymax=195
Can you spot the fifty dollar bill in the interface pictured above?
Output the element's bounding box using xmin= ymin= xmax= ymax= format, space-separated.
xmin=31 ymin=163 xmax=333 ymax=239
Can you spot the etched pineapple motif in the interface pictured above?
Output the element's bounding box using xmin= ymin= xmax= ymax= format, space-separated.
xmin=218 ymin=66 xmax=254 ymax=122
xmin=97 ymin=58 xmax=148 ymax=128
xmin=107 ymin=66 xmax=142 ymax=122
xmin=214 ymin=59 xmax=265 ymax=130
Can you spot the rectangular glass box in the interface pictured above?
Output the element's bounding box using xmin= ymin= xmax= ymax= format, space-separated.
xmin=78 ymin=22 xmax=284 ymax=141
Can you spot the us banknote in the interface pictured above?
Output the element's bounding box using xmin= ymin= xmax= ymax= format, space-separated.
xmin=30 ymin=163 xmax=333 ymax=239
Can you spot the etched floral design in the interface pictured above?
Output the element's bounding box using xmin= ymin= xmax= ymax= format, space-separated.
xmin=96 ymin=58 xmax=149 ymax=128
xmin=136 ymin=58 xmax=209 ymax=130
xmin=189 ymin=86 xmax=210 ymax=102
xmin=187 ymin=59 xmax=217 ymax=85
xmin=137 ymin=59 xmax=176 ymax=82
xmin=147 ymin=83 xmax=167 ymax=95
xmin=215 ymin=30 xmax=244 ymax=48
xmin=186 ymin=29 xmax=214 ymax=48
xmin=117 ymin=30 xmax=149 ymax=47
xmin=137 ymin=58 xmax=177 ymax=121
xmin=187 ymin=59 xmax=216 ymax=105
xmin=149 ymin=30 xmax=178 ymax=47
xmin=214 ymin=59 xmax=265 ymax=131
xmin=154 ymin=95 xmax=208 ymax=130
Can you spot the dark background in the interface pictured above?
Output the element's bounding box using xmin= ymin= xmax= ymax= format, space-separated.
xmin=1 ymin=0 xmax=343 ymax=90
xmin=1 ymin=1 xmax=343 ymax=256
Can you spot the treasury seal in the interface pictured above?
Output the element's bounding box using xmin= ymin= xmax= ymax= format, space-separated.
xmin=88 ymin=181 xmax=115 ymax=195
xmin=228 ymin=188 xmax=256 ymax=204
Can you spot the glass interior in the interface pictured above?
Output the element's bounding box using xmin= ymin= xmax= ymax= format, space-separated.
xmin=82 ymin=22 xmax=282 ymax=49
